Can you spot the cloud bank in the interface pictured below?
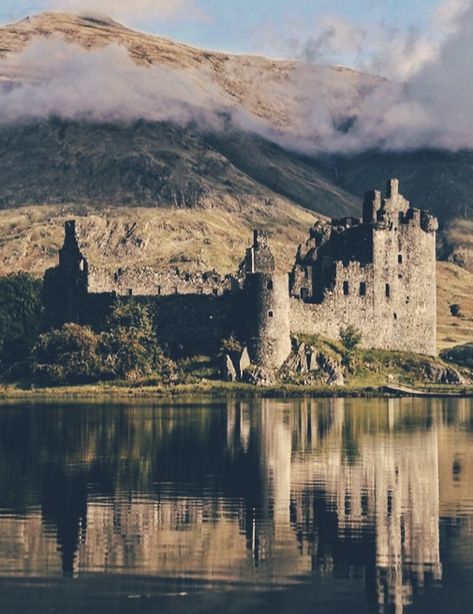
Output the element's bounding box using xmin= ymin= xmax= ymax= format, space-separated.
xmin=0 ymin=0 xmax=473 ymax=153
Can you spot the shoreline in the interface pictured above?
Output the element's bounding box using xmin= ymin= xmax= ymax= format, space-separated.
xmin=2 ymin=381 xmax=473 ymax=401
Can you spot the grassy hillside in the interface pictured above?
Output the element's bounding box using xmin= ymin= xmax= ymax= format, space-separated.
xmin=0 ymin=202 xmax=315 ymax=277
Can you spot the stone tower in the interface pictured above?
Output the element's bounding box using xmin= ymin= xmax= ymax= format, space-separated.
xmin=289 ymin=179 xmax=438 ymax=356
xmin=244 ymin=231 xmax=291 ymax=369
xmin=43 ymin=220 xmax=89 ymax=325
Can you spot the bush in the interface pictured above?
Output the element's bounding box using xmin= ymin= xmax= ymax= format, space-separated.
xmin=340 ymin=326 xmax=362 ymax=352
xmin=220 ymin=335 xmax=243 ymax=357
xmin=340 ymin=325 xmax=362 ymax=369
xmin=32 ymin=323 xmax=102 ymax=384
xmin=30 ymin=300 xmax=177 ymax=385
xmin=0 ymin=273 xmax=43 ymax=373
xmin=102 ymin=301 xmax=176 ymax=381
xmin=441 ymin=343 xmax=473 ymax=370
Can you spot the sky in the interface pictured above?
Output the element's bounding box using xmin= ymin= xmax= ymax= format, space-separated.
xmin=0 ymin=0 xmax=446 ymax=59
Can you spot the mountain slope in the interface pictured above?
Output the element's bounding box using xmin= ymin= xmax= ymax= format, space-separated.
xmin=0 ymin=12 xmax=473 ymax=351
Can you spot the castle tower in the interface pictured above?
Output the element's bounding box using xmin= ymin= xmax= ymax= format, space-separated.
xmin=43 ymin=220 xmax=89 ymax=325
xmin=244 ymin=231 xmax=291 ymax=369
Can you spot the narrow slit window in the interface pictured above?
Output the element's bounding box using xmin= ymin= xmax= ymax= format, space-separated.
xmin=359 ymin=282 xmax=367 ymax=296
xmin=343 ymin=281 xmax=349 ymax=296
xmin=267 ymin=280 xmax=273 ymax=290
xmin=385 ymin=283 xmax=391 ymax=298
xmin=398 ymin=254 xmax=403 ymax=264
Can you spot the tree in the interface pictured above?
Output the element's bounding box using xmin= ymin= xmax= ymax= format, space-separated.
xmin=340 ymin=325 xmax=362 ymax=369
xmin=0 ymin=273 xmax=43 ymax=373
xmin=101 ymin=300 xmax=174 ymax=381
xmin=340 ymin=326 xmax=362 ymax=352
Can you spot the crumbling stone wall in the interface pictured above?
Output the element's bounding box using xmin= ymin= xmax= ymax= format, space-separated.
xmin=43 ymin=178 xmax=438 ymax=366
xmin=289 ymin=179 xmax=438 ymax=356
xmin=88 ymin=265 xmax=238 ymax=297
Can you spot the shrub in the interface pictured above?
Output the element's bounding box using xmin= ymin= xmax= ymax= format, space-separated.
xmin=340 ymin=325 xmax=362 ymax=369
xmin=0 ymin=273 xmax=43 ymax=373
xmin=102 ymin=300 xmax=175 ymax=381
xmin=340 ymin=326 xmax=362 ymax=352
xmin=32 ymin=323 xmax=102 ymax=384
xmin=220 ymin=335 xmax=243 ymax=355
xmin=30 ymin=301 xmax=177 ymax=385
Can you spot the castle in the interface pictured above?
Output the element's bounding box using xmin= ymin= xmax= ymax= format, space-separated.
xmin=43 ymin=178 xmax=439 ymax=366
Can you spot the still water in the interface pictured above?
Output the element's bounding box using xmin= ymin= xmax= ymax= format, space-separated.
xmin=0 ymin=397 xmax=473 ymax=613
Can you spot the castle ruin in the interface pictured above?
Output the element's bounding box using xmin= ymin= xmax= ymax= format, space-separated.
xmin=43 ymin=179 xmax=439 ymax=366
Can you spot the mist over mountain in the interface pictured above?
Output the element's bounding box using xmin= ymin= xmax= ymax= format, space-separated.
xmin=0 ymin=10 xmax=473 ymax=280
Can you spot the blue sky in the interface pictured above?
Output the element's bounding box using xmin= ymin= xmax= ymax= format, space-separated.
xmin=0 ymin=0 xmax=446 ymax=56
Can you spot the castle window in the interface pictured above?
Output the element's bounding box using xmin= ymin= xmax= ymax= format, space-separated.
xmin=268 ymin=310 xmax=274 ymax=318
xmin=394 ymin=312 xmax=398 ymax=320
xmin=385 ymin=283 xmax=391 ymax=298
xmin=359 ymin=282 xmax=366 ymax=296
xmin=157 ymin=286 xmax=161 ymax=295
xmin=304 ymin=267 xmax=309 ymax=280
xmin=398 ymin=274 xmax=403 ymax=280
xmin=343 ymin=281 xmax=349 ymax=296
xmin=406 ymin=296 xmax=410 ymax=304
xmin=128 ymin=289 xmax=133 ymax=297
xmin=267 ymin=280 xmax=273 ymax=290
xmin=398 ymin=254 xmax=403 ymax=264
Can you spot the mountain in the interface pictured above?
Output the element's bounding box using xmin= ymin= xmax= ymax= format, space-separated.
xmin=0 ymin=12 xmax=473 ymax=349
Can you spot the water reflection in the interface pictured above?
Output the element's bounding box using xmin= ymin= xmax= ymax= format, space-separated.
xmin=1 ymin=398 xmax=473 ymax=613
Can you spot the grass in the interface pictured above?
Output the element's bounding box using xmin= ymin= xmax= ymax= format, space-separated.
xmin=2 ymin=342 xmax=472 ymax=400
xmin=3 ymin=378 xmax=473 ymax=401
xmin=0 ymin=380 xmax=396 ymax=400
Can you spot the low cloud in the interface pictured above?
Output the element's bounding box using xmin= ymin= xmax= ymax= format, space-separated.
xmin=1 ymin=1 xmax=473 ymax=154
xmin=0 ymin=38 xmax=235 ymax=127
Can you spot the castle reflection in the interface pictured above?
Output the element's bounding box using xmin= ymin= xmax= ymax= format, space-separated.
xmin=1 ymin=398 xmax=473 ymax=613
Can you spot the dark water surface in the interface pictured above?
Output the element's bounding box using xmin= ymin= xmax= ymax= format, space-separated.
xmin=1 ymin=397 xmax=473 ymax=613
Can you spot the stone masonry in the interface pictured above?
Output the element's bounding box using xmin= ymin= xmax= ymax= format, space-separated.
xmin=43 ymin=178 xmax=439 ymax=364
xmin=290 ymin=179 xmax=438 ymax=355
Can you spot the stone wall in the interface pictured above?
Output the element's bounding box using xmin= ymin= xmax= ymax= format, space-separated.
xmin=290 ymin=207 xmax=437 ymax=355
xmin=88 ymin=265 xmax=238 ymax=297
xmin=244 ymin=272 xmax=291 ymax=368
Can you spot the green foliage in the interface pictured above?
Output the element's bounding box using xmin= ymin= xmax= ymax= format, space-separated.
xmin=340 ymin=326 xmax=362 ymax=352
xmin=340 ymin=326 xmax=362 ymax=370
xmin=31 ymin=300 xmax=176 ymax=385
xmin=0 ymin=273 xmax=43 ymax=373
xmin=101 ymin=301 xmax=175 ymax=381
xmin=32 ymin=323 xmax=102 ymax=385
xmin=220 ymin=335 xmax=243 ymax=356
xmin=440 ymin=343 xmax=473 ymax=370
